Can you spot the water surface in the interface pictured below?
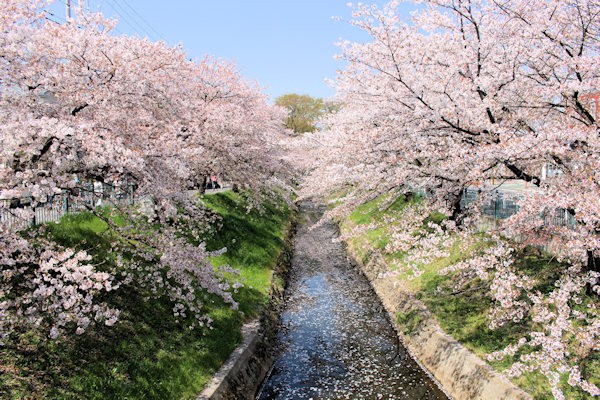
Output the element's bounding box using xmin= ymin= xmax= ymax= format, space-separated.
xmin=256 ymin=202 xmax=449 ymax=400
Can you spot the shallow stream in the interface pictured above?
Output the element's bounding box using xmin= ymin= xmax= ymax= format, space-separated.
xmin=256 ymin=201 xmax=449 ymax=400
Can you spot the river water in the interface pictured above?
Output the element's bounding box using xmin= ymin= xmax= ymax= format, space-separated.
xmin=256 ymin=202 xmax=449 ymax=400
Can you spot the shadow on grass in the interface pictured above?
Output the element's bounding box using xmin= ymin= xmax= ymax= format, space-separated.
xmin=417 ymin=273 xmax=528 ymax=355
xmin=2 ymin=286 xmax=246 ymax=400
xmin=2 ymin=190 xmax=292 ymax=400
xmin=202 ymin=192 xmax=287 ymax=258
xmin=44 ymin=212 xmax=108 ymax=250
xmin=416 ymin=248 xmax=598 ymax=400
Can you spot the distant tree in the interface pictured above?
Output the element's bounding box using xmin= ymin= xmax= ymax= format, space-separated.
xmin=322 ymin=99 xmax=342 ymax=115
xmin=275 ymin=93 xmax=325 ymax=134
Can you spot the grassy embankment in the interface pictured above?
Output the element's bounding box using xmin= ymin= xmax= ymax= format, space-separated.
xmin=338 ymin=192 xmax=599 ymax=400
xmin=1 ymin=190 xmax=293 ymax=400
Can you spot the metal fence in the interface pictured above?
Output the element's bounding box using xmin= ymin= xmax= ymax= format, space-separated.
xmin=460 ymin=187 xmax=576 ymax=227
xmin=0 ymin=182 xmax=135 ymax=230
xmin=460 ymin=187 xmax=522 ymax=220
xmin=410 ymin=186 xmax=577 ymax=228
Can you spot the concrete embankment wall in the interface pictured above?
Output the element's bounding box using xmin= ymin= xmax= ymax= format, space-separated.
xmin=197 ymin=221 xmax=295 ymax=400
xmin=197 ymin=208 xmax=531 ymax=400
xmin=345 ymin=242 xmax=532 ymax=400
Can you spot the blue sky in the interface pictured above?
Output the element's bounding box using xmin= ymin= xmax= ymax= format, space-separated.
xmin=46 ymin=0 xmax=411 ymax=101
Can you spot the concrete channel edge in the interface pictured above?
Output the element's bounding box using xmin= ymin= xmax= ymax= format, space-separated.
xmin=345 ymin=242 xmax=532 ymax=400
xmin=197 ymin=319 xmax=262 ymax=400
xmin=196 ymin=216 xmax=296 ymax=400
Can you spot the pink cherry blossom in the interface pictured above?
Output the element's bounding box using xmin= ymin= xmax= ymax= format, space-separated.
xmin=298 ymin=0 xmax=600 ymax=397
xmin=1 ymin=0 xmax=294 ymax=341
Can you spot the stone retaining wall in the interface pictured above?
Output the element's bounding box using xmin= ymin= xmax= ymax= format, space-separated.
xmin=346 ymin=243 xmax=532 ymax=400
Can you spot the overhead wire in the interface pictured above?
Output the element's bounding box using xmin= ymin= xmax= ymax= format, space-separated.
xmin=44 ymin=10 xmax=67 ymax=24
xmin=102 ymin=0 xmax=145 ymax=37
xmin=121 ymin=0 xmax=165 ymax=41
xmin=103 ymin=0 xmax=156 ymax=41
xmin=44 ymin=1 xmax=125 ymax=35
xmin=45 ymin=16 xmax=62 ymax=25
xmin=44 ymin=0 xmax=164 ymax=42
xmin=43 ymin=9 xmax=88 ymax=29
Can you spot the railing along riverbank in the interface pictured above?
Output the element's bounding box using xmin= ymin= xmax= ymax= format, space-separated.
xmin=459 ymin=186 xmax=576 ymax=227
xmin=412 ymin=182 xmax=575 ymax=229
xmin=0 ymin=182 xmax=135 ymax=230
xmin=1 ymin=181 xmax=235 ymax=230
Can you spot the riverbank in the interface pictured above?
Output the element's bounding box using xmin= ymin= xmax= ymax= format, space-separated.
xmin=344 ymin=241 xmax=530 ymax=400
xmin=198 ymin=204 xmax=296 ymax=400
xmin=0 ymin=190 xmax=295 ymax=400
xmin=337 ymin=193 xmax=599 ymax=400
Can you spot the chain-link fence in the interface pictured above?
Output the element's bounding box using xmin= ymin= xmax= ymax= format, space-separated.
xmin=460 ymin=187 xmax=521 ymax=220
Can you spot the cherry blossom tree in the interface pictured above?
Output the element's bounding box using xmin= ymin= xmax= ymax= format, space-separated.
xmin=0 ymin=0 xmax=292 ymax=342
xmin=301 ymin=0 xmax=600 ymax=397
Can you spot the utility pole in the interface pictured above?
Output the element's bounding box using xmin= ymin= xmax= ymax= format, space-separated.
xmin=66 ymin=0 xmax=88 ymax=21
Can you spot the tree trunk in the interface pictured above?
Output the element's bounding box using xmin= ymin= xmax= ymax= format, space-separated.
xmin=586 ymin=250 xmax=600 ymax=295
xmin=449 ymin=190 xmax=464 ymax=226
xmin=200 ymin=176 xmax=208 ymax=194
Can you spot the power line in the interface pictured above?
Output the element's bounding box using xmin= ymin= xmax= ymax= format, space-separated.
xmin=45 ymin=1 xmax=162 ymax=43
xmin=102 ymin=0 xmax=146 ymax=37
xmin=103 ymin=0 xmax=156 ymax=40
xmin=44 ymin=10 xmax=67 ymax=23
xmin=45 ymin=4 xmax=127 ymax=36
xmin=45 ymin=16 xmax=62 ymax=25
xmin=43 ymin=9 xmax=87 ymax=29
xmin=121 ymin=0 xmax=165 ymax=41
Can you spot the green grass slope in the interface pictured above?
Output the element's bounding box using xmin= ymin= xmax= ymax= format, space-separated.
xmin=1 ymin=190 xmax=293 ymax=400
xmin=340 ymin=193 xmax=599 ymax=400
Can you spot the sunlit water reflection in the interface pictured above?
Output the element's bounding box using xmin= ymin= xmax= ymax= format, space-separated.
xmin=256 ymin=202 xmax=449 ymax=400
